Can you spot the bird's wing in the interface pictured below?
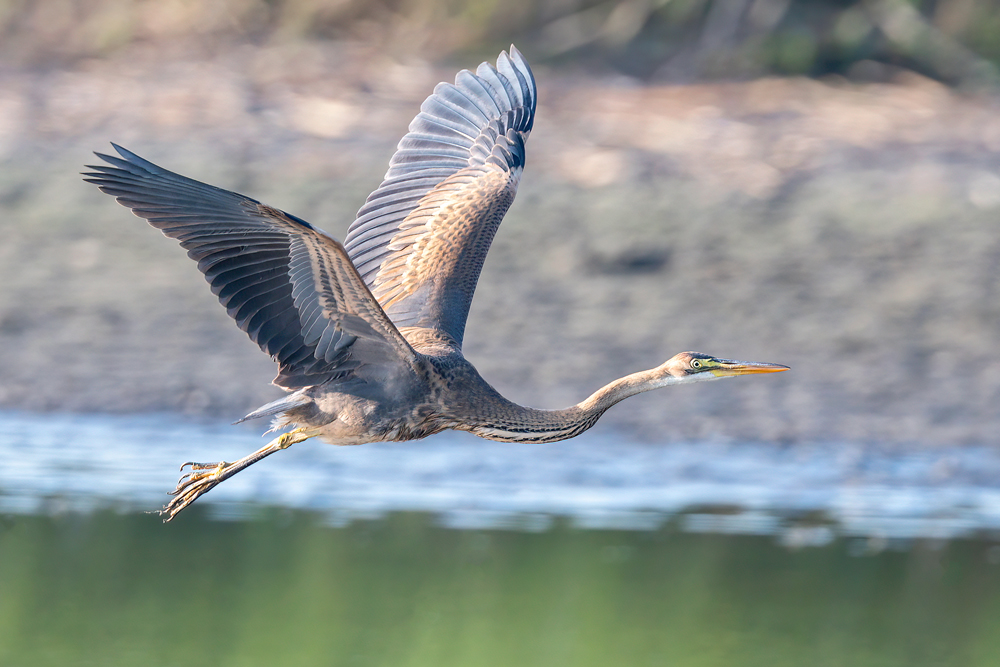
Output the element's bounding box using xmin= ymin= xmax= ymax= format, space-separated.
xmin=84 ymin=145 xmax=419 ymax=389
xmin=343 ymin=46 xmax=536 ymax=349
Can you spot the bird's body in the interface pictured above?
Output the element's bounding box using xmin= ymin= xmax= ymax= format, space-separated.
xmin=84 ymin=46 xmax=787 ymax=520
xmin=268 ymin=348 xmax=750 ymax=447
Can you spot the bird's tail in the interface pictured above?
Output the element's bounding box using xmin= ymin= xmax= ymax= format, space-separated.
xmin=233 ymin=392 xmax=311 ymax=425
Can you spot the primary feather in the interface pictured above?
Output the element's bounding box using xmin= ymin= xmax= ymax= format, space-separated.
xmin=345 ymin=46 xmax=536 ymax=347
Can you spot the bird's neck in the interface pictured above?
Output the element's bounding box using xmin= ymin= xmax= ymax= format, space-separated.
xmin=465 ymin=367 xmax=683 ymax=444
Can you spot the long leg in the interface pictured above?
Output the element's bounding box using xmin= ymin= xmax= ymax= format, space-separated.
xmin=160 ymin=428 xmax=316 ymax=522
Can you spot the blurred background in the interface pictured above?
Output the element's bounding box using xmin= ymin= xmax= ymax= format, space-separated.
xmin=2 ymin=0 xmax=1000 ymax=665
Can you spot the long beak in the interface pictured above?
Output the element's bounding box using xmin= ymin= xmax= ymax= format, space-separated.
xmin=710 ymin=359 xmax=790 ymax=377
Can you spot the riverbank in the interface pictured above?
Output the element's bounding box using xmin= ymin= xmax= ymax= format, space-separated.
xmin=1 ymin=43 xmax=998 ymax=445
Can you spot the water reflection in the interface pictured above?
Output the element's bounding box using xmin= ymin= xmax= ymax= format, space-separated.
xmin=2 ymin=510 xmax=1000 ymax=666
xmin=2 ymin=411 xmax=1000 ymax=543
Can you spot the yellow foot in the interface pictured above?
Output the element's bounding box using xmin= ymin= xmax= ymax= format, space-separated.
xmin=158 ymin=427 xmax=317 ymax=523
xmin=160 ymin=460 xmax=232 ymax=522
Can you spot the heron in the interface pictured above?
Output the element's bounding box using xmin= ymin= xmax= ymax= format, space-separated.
xmin=84 ymin=46 xmax=788 ymax=521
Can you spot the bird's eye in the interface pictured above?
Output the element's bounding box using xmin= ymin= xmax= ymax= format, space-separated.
xmin=691 ymin=360 xmax=702 ymax=369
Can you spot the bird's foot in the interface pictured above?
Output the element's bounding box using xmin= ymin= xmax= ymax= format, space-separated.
xmin=157 ymin=427 xmax=317 ymax=523
xmin=160 ymin=460 xmax=231 ymax=522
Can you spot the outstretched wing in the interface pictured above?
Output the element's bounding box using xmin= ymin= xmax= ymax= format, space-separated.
xmin=344 ymin=46 xmax=536 ymax=349
xmin=84 ymin=145 xmax=418 ymax=389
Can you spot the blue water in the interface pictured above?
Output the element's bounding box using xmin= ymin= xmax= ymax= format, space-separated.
xmin=5 ymin=411 xmax=1000 ymax=667
xmin=3 ymin=410 xmax=999 ymax=542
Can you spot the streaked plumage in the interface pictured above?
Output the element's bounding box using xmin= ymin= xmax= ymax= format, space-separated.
xmin=84 ymin=47 xmax=788 ymax=521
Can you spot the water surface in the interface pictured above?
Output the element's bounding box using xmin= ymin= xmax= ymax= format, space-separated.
xmin=3 ymin=411 xmax=1000 ymax=666
xmin=3 ymin=510 xmax=1000 ymax=666
xmin=2 ymin=411 xmax=1000 ymax=540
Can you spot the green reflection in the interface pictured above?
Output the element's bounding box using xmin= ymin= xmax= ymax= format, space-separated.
xmin=2 ymin=510 xmax=1000 ymax=666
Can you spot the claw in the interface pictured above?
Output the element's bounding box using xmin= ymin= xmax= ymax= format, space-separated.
xmin=160 ymin=459 xmax=233 ymax=521
xmin=159 ymin=428 xmax=318 ymax=522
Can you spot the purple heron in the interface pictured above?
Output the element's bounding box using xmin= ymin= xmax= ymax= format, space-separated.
xmin=84 ymin=47 xmax=788 ymax=521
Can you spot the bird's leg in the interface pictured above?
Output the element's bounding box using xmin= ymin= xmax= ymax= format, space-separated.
xmin=159 ymin=427 xmax=316 ymax=522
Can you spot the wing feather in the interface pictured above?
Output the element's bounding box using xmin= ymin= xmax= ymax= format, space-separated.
xmin=344 ymin=46 xmax=536 ymax=348
xmin=84 ymin=145 xmax=417 ymax=389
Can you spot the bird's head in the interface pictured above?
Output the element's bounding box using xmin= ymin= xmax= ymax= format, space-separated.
xmin=658 ymin=351 xmax=789 ymax=383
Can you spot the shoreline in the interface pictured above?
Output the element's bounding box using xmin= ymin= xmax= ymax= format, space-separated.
xmin=1 ymin=46 xmax=998 ymax=445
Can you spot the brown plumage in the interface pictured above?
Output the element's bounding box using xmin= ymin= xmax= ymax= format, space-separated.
xmin=83 ymin=46 xmax=788 ymax=521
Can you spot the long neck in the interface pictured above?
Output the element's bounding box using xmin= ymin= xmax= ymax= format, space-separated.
xmin=578 ymin=368 xmax=682 ymax=415
xmin=466 ymin=368 xmax=680 ymax=444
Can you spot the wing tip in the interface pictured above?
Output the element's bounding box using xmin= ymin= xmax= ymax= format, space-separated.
xmin=90 ymin=142 xmax=133 ymax=162
xmin=345 ymin=46 xmax=536 ymax=282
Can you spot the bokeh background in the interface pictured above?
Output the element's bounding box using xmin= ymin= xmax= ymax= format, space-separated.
xmin=2 ymin=0 xmax=1000 ymax=443
xmin=2 ymin=1 xmax=1000 ymax=665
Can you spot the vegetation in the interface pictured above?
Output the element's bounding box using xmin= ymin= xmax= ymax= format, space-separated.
xmin=3 ymin=0 xmax=1000 ymax=85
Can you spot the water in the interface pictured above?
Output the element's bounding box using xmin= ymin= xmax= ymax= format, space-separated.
xmin=2 ymin=411 xmax=1000 ymax=540
xmin=3 ymin=511 xmax=1000 ymax=666
xmin=3 ymin=411 xmax=1000 ymax=666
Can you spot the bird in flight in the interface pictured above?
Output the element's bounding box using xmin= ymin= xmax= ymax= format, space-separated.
xmin=85 ymin=46 xmax=788 ymax=521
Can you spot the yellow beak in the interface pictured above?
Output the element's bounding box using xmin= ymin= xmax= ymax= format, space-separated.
xmin=710 ymin=359 xmax=790 ymax=377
